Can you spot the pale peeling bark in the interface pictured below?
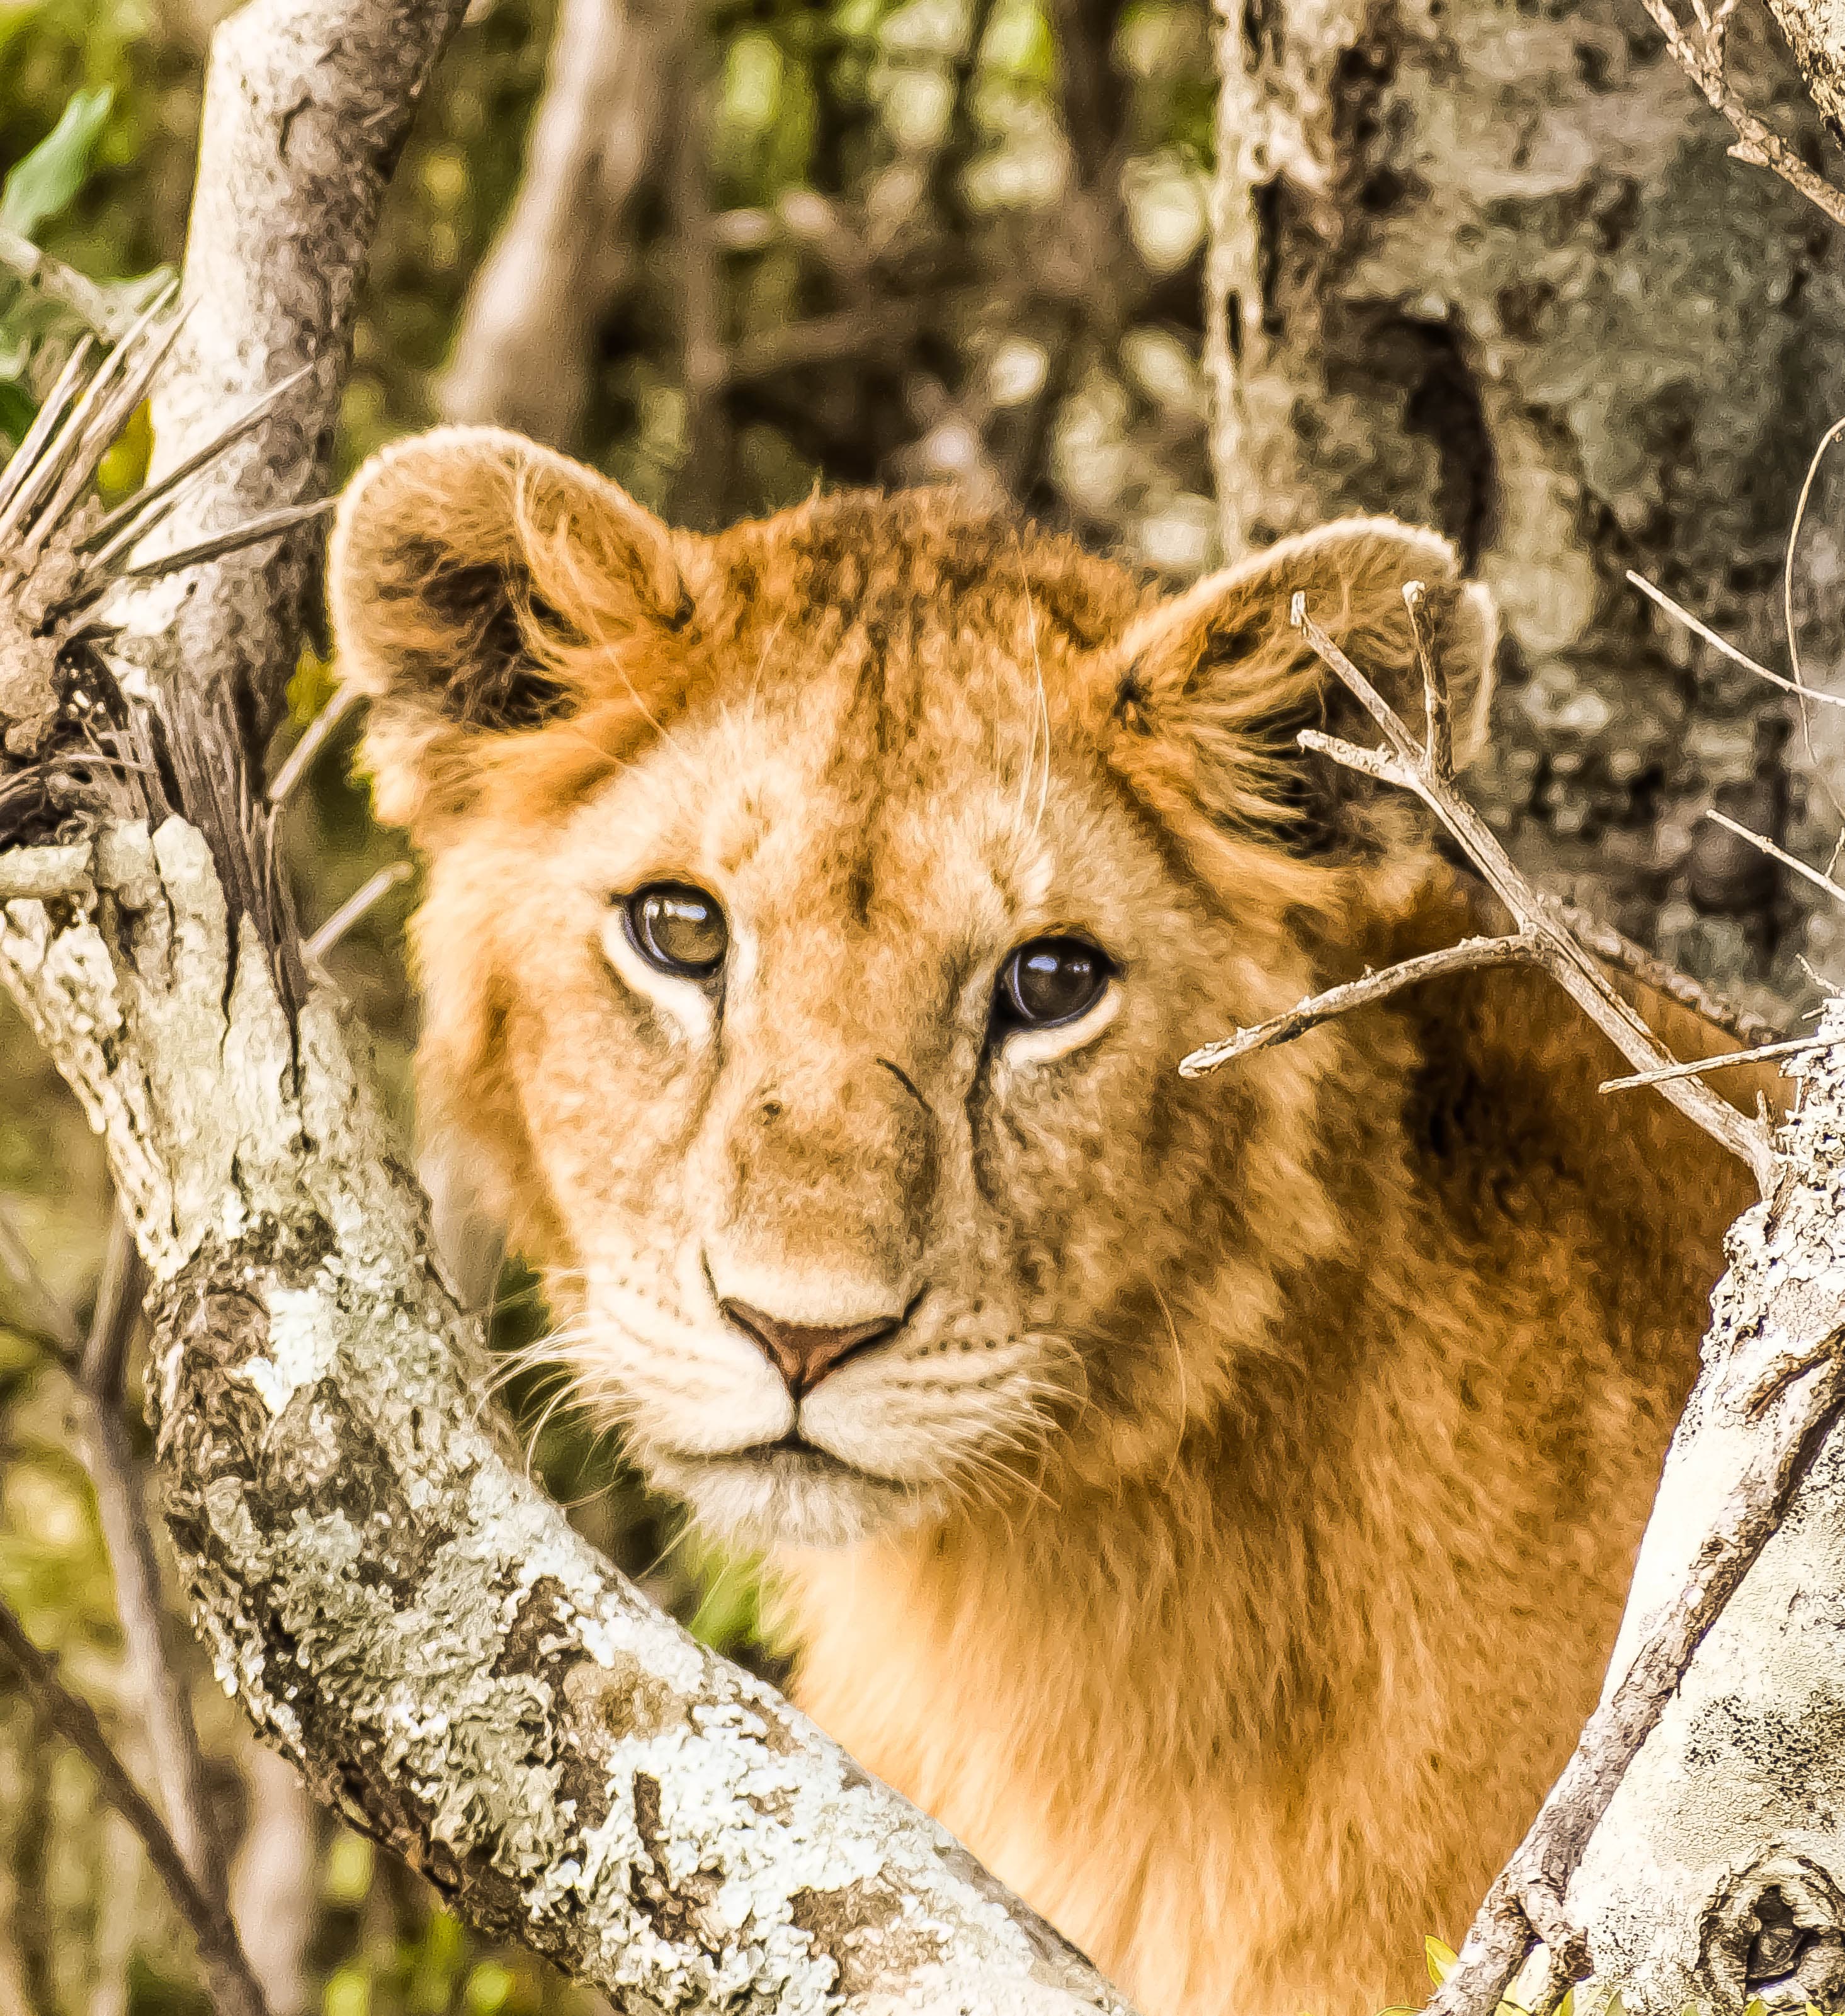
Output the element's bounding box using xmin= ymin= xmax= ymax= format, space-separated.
xmin=0 ymin=824 xmax=1135 ymax=2016
xmin=1568 ymin=1000 xmax=1845 ymax=2013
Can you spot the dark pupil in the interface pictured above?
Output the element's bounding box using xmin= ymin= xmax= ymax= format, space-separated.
xmin=1006 ymin=940 xmax=1105 ymax=1026
xmin=630 ymin=885 xmax=726 ymax=975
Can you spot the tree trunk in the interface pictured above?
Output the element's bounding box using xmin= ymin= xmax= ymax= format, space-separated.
xmin=1567 ymin=1002 xmax=1845 ymax=2010
xmin=1209 ymin=0 xmax=1845 ymax=1018
xmin=438 ymin=0 xmax=687 ymax=452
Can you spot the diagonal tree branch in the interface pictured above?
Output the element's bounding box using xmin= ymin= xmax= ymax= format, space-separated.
xmin=0 ymin=4 xmax=1145 ymax=2010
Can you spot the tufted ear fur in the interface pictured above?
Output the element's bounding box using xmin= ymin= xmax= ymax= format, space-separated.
xmin=326 ymin=425 xmax=693 ymax=832
xmin=1110 ymin=517 xmax=1497 ymax=850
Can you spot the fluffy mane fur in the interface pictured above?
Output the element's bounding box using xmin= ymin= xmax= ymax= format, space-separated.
xmin=327 ymin=426 xmax=1769 ymax=2016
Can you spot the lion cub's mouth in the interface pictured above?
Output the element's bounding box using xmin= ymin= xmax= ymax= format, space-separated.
xmin=642 ymin=1430 xmax=924 ymax=1546
xmin=700 ymin=1432 xmax=890 ymax=1487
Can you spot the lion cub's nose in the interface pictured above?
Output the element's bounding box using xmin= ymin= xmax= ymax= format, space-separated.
xmin=722 ymin=1300 xmax=901 ymax=1396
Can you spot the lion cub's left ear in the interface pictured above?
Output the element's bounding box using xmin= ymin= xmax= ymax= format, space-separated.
xmin=326 ymin=425 xmax=693 ymax=833
xmin=1110 ymin=517 xmax=1497 ymax=844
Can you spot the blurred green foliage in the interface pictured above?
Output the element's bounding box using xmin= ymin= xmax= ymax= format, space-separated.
xmin=0 ymin=0 xmax=1220 ymax=2009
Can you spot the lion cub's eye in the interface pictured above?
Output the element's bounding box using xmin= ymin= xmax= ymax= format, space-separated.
xmin=624 ymin=883 xmax=727 ymax=978
xmin=996 ymin=938 xmax=1113 ymax=1030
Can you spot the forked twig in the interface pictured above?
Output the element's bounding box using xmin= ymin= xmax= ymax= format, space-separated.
xmin=1182 ymin=584 xmax=1779 ymax=1193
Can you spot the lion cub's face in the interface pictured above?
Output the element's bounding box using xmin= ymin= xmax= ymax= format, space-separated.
xmin=329 ymin=429 xmax=1493 ymax=1547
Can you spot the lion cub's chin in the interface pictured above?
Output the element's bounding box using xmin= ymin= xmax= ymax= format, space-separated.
xmin=644 ymin=1442 xmax=939 ymax=1549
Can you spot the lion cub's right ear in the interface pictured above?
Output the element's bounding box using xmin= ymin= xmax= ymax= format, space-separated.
xmin=326 ymin=426 xmax=692 ymax=833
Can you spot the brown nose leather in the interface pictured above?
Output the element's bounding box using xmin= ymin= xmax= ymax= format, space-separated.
xmin=722 ymin=1300 xmax=900 ymax=1395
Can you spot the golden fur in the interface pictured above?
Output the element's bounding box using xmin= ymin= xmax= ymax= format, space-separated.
xmin=327 ymin=428 xmax=1764 ymax=2016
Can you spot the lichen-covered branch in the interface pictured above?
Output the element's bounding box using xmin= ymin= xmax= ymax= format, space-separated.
xmin=0 ymin=822 xmax=1137 ymax=2016
xmin=108 ymin=0 xmax=472 ymax=968
xmin=0 ymin=0 xmax=1146 ymax=2006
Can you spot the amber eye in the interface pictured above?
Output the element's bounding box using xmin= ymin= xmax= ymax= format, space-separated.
xmin=995 ymin=938 xmax=1113 ymax=1031
xmin=624 ymin=883 xmax=727 ymax=979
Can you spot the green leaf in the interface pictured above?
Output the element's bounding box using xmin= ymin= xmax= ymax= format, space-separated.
xmin=1426 ymin=1939 xmax=1460 ymax=1988
xmin=1 ymin=87 xmax=115 ymax=239
xmin=0 ymin=376 xmax=36 ymax=448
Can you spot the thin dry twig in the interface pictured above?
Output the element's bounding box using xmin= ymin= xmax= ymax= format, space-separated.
xmin=1601 ymin=1033 xmax=1832 ymax=1092
xmin=0 ymin=1595 xmax=271 ymax=2016
xmin=1552 ymin=897 xmax=1786 ymax=1050
xmin=1186 ymin=584 xmax=1778 ymax=1191
xmin=1705 ymin=807 xmax=1845 ymax=907
xmin=1626 ymin=568 xmax=1845 ymax=706
xmin=1181 ymin=934 xmax=1540 ymax=1074
xmin=266 ymin=677 xmax=360 ymax=806
xmin=1636 ymin=0 xmax=1845 ymax=227
xmin=305 ymin=860 xmax=412 ymax=961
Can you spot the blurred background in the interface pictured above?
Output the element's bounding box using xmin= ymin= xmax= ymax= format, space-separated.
xmin=3 ymin=0 xmax=1845 ymax=2008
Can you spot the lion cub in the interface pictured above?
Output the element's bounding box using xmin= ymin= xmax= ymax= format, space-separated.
xmin=328 ymin=429 xmax=1758 ymax=2016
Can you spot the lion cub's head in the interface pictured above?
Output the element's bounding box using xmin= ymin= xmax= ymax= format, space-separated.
xmin=328 ymin=428 xmax=1494 ymax=1547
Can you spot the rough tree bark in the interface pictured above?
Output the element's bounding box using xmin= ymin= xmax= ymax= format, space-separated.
xmin=1570 ymin=1004 xmax=1845 ymax=2012
xmin=1206 ymin=0 xmax=1845 ymax=1020
xmin=0 ymin=1 xmax=1145 ymax=2010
